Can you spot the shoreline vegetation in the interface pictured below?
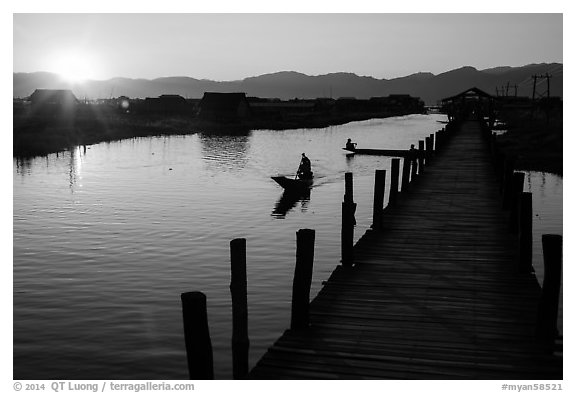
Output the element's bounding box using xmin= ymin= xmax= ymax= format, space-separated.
xmin=496 ymin=106 xmax=562 ymax=176
xmin=13 ymin=104 xmax=422 ymax=158
xmin=13 ymin=100 xmax=562 ymax=177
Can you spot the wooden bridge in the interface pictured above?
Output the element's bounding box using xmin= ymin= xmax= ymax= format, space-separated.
xmin=244 ymin=118 xmax=563 ymax=379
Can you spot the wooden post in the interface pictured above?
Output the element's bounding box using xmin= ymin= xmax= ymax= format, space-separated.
xmin=425 ymin=136 xmax=431 ymax=164
xmin=290 ymin=229 xmax=316 ymax=330
xmin=181 ymin=291 xmax=214 ymax=379
xmin=418 ymin=140 xmax=425 ymax=173
xmin=518 ymin=192 xmax=533 ymax=273
xmin=536 ymin=234 xmax=562 ymax=342
xmin=490 ymin=132 xmax=498 ymax=157
xmin=230 ymin=238 xmax=249 ymax=379
xmin=342 ymin=173 xmax=356 ymax=267
xmin=429 ymin=133 xmax=435 ymax=156
xmin=435 ymin=131 xmax=441 ymax=152
xmin=496 ymin=153 xmax=506 ymax=193
xmin=509 ymin=172 xmax=525 ymax=233
xmin=502 ymin=158 xmax=516 ymax=209
xmin=372 ymin=169 xmax=386 ymax=230
xmin=401 ymin=156 xmax=411 ymax=193
xmin=389 ymin=158 xmax=400 ymax=207
xmin=344 ymin=172 xmax=353 ymax=204
xmin=341 ymin=200 xmax=356 ymax=267
xmin=410 ymin=145 xmax=418 ymax=180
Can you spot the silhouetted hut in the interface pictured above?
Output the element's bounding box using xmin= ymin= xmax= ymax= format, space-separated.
xmin=29 ymin=89 xmax=79 ymax=116
xmin=145 ymin=94 xmax=189 ymax=115
xmin=199 ymin=92 xmax=251 ymax=120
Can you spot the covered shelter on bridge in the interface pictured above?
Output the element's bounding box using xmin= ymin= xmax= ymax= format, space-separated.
xmin=441 ymin=87 xmax=496 ymax=126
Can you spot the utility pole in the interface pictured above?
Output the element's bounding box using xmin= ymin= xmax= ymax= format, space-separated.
xmin=531 ymin=73 xmax=552 ymax=124
xmin=532 ymin=74 xmax=551 ymax=101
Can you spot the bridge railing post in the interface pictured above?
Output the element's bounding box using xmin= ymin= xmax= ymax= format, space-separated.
xmin=230 ymin=238 xmax=249 ymax=379
xmin=181 ymin=291 xmax=214 ymax=379
xmin=344 ymin=172 xmax=353 ymax=204
xmin=502 ymin=157 xmax=516 ymax=209
xmin=290 ymin=229 xmax=316 ymax=331
xmin=435 ymin=130 xmax=442 ymax=152
xmin=341 ymin=173 xmax=356 ymax=266
xmin=418 ymin=140 xmax=425 ymax=174
xmin=509 ymin=172 xmax=525 ymax=233
xmin=536 ymin=234 xmax=562 ymax=343
xmin=518 ymin=192 xmax=533 ymax=273
xmin=401 ymin=156 xmax=411 ymax=193
xmin=389 ymin=158 xmax=400 ymax=207
xmin=490 ymin=132 xmax=498 ymax=158
xmin=372 ymin=169 xmax=386 ymax=230
xmin=410 ymin=145 xmax=418 ymax=180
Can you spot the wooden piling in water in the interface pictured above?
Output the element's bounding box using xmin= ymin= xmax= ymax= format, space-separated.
xmin=425 ymin=136 xmax=432 ymax=164
xmin=291 ymin=229 xmax=316 ymax=330
xmin=181 ymin=291 xmax=214 ymax=379
xmin=341 ymin=173 xmax=356 ymax=267
xmin=401 ymin=156 xmax=411 ymax=193
xmin=418 ymin=140 xmax=425 ymax=173
xmin=509 ymin=172 xmax=525 ymax=233
xmin=536 ymin=234 xmax=562 ymax=343
xmin=230 ymin=238 xmax=249 ymax=379
xmin=344 ymin=172 xmax=354 ymax=204
xmin=429 ymin=133 xmax=435 ymax=156
xmin=518 ymin=192 xmax=533 ymax=273
xmin=389 ymin=158 xmax=400 ymax=207
xmin=372 ymin=169 xmax=386 ymax=230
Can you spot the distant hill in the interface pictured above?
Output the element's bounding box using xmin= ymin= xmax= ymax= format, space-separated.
xmin=13 ymin=63 xmax=562 ymax=105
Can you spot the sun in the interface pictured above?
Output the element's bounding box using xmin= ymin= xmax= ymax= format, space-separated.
xmin=47 ymin=50 xmax=101 ymax=83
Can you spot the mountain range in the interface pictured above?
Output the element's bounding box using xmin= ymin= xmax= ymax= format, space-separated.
xmin=13 ymin=63 xmax=563 ymax=105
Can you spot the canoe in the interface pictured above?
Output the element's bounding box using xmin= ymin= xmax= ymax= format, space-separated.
xmin=271 ymin=176 xmax=313 ymax=193
xmin=342 ymin=147 xmax=420 ymax=158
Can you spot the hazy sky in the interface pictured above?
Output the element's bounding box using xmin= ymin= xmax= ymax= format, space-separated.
xmin=13 ymin=13 xmax=563 ymax=81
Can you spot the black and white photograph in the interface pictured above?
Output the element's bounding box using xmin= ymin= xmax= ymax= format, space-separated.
xmin=10 ymin=7 xmax=565 ymax=388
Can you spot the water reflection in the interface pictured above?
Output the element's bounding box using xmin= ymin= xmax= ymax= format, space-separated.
xmin=271 ymin=188 xmax=311 ymax=218
xmin=14 ymin=156 xmax=34 ymax=175
xmin=198 ymin=133 xmax=250 ymax=174
xmin=68 ymin=147 xmax=83 ymax=192
xmin=15 ymin=147 xmax=85 ymax=193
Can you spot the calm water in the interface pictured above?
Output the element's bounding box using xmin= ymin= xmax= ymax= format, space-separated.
xmin=523 ymin=171 xmax=563 ymax=335
xmin=13 ymin=114 xmax=562 ymax=379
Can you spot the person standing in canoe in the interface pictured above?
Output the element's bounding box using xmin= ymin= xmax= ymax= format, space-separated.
xmin=297 ymin=153 xmax=313 ymax=180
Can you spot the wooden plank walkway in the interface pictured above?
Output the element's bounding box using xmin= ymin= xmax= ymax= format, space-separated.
xmin=249 ymin=120 xmax=562 ymax=379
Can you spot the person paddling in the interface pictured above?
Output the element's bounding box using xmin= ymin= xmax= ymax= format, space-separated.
xmin=345 ymin=138 xmax=357 ymax=151
xmin=297 ymin=153 xmax=313 ymax=180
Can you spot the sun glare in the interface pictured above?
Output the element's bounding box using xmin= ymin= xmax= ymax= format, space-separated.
xmin=47 ymin=50 xmax=101 ymax=83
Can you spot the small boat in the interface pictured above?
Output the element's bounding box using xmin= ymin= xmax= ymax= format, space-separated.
xmin=342 ymin=147 xmax=419 ymax=158
xmin=271 ymin=176 xmax=313 ymax=193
